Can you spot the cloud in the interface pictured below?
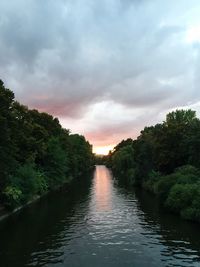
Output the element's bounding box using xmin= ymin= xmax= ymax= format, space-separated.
xmin=1 ymin=0 xmax=200 ymax=148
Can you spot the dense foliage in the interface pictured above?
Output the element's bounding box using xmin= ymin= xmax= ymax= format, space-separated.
xmin=0 ymin=80 xmax=94 ymax=209
xmin=107 ymin=109 xmax=200 ymax=222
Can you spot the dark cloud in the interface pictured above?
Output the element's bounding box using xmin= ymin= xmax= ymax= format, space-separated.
xmin=0 ymin=0 xmax=200 ymax=148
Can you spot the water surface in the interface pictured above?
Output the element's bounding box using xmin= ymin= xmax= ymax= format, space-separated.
xmin=0 ymin=165 xmax=200 ymax=267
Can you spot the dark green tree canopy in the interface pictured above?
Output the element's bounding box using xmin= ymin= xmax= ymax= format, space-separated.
xmin=0 ymin=79 xmax=94 ymax=209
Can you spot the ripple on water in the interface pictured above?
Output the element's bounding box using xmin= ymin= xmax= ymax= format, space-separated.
xmin=0 ymin=166 xmax=200 ymax=267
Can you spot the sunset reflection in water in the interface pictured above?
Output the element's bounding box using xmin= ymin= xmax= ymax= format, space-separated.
xmin=93 ymin=165 xmax=113 ymax=212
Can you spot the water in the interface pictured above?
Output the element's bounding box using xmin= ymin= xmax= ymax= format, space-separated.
xmin=0 ymin=165 xmax=200 ymax=267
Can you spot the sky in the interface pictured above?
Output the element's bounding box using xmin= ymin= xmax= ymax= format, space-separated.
xmin=1 ymin=0 xmax=200 ymax=154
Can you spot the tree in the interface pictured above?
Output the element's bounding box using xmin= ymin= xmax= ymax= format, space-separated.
xmin=0 ymin=79 xmax=94 ymax=209
xmin=0 ymin=80 xmax=17 ymax=195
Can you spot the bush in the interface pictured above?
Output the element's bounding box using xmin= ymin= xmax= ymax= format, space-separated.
xmin=165 ymin=183 xmax=200 ymax=221
xmin=3 ymin=186 xmax=22 ymax=209
xmin=183 ymin=187 xmax=200 ymax=221
xmin=165 ymin=184 xmax=196 ymax=212
xmin=175 ymin=165 xmax=200 ymax=176
xmin=154 ymin=173 xmax=179 ymax=202
xmin=174 ymin=165 xmax=200 ymax=184
xmin=35 ymin=172 xmax=48 ymax=195
xmin=6 ymin=163 xmax=48 ymax=208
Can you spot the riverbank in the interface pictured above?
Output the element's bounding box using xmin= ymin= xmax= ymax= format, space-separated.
xmin=102 ymin=110 xmax=200 ymax=224
xmin=0 ymin=176 xmax=74 ymax=222
xmin=0 ymin=80 xmax=94 ymax=217
xmin=0 ymin=195 xmax=41 ymax=222
xmin=112 ymin=165 xmax=200 ymax=224
xmin=0 ymin=169 xmax=95 ymax=222
xmin=142 ymin=166 xmax=200 ymax=223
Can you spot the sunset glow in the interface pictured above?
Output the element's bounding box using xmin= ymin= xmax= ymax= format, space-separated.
xmin=1 ymin=1 xmax=200 ymax=156
xmin=93 ymin=145 xmax=114 ymax=155
xmin=93 ymin=166 xmax=112 ymax=211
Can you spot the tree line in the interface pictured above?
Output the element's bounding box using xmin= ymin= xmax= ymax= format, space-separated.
xmin=0 ymin=80 xmax=94 ymax=209
xmin=105 ymin=109 xmax=200 ymax=223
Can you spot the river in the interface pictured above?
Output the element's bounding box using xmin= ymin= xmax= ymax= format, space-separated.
xmin=0 ymin=165 xmax=200 ymax=267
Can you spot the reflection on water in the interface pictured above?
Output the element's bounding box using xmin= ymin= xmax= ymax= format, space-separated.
xmin=92 ymin=166 xmax=112 ymax=211
xmin=0 ymin=165 xmax=200 ymax=267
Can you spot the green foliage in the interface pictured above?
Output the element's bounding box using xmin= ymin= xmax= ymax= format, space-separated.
xmin=0 ymin=79 xmax=94 ymax=210
xmin=143 ymin=166 xmax=200 ymax=222
xmin=68 ymin=134 xmax=94 ymax=177
xmin=154 ymin=174 xmax=178 ymax=201
xmin=3 ymin=186 xmax=22 ymax=209
xmin=166 ymin=183 xmax=200 ymax=222
xmin=143 ymin=171 xmax=161 ymax=193
xmin=165 ymin=109 xmax=196 ymax=127
xmin=112 ymin=145 xmax=134 ymax=173
xmin=42 ymin=137 xmax=69 ymax=189
xmin=126 ymin=168 xmax=136 ymax=185
xmin=8 ymin=163 xmax=45 ymax=202
xmin=175 ymin=165 xmax=200 ymax=176
xmin=3 ymin=163 xmax=48 ymax=209
xmin=113 ymin=138 xmax=134 ymax=153
xmin=107 ymin=109 xmax=200 ymax=180
xmin=166 ymin=184 xmax=196 ymax=212
xmin=112 ymin=145 xmax=136 ymax=184
xmin=94 ymin=155 xmax=108 ymax=165
xmin=106 ymin=109 xmax=200 ymax=223
xmin=0 ymin=80 xmax=17 ymax=193
xmin=35 ymin=172 xmax=48 ymax=195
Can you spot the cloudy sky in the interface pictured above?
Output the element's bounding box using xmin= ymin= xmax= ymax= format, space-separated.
xmin=1 ymin=0 xmax=200 ymax=154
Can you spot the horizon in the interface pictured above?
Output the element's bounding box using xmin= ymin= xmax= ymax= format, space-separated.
xmin=1 ymin=0 xmax=200 ymax=153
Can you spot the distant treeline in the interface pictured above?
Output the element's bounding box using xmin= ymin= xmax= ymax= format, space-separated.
xmin=0 ymin=80 xmax=94 ymax=210
xmin=105 ymin=109 xmax=200 ymax=223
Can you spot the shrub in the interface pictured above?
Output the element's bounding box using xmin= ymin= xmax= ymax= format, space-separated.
xmin=154 ymin=173 xmax=179 ymax=202
xmin=3 ymin=186 xmax=22 ymax=209
xmin=175 ymin=165 xmax=200 ymax=176
xmin=165 ymin=184 xmax=197 ymax=213
xmin=35 ymin=172 xmax=48 ymax=195
xmin=6 ymin=163 xmax=48 ymax=207
xmin=165 ymin=183 xmax=200 ymax=222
